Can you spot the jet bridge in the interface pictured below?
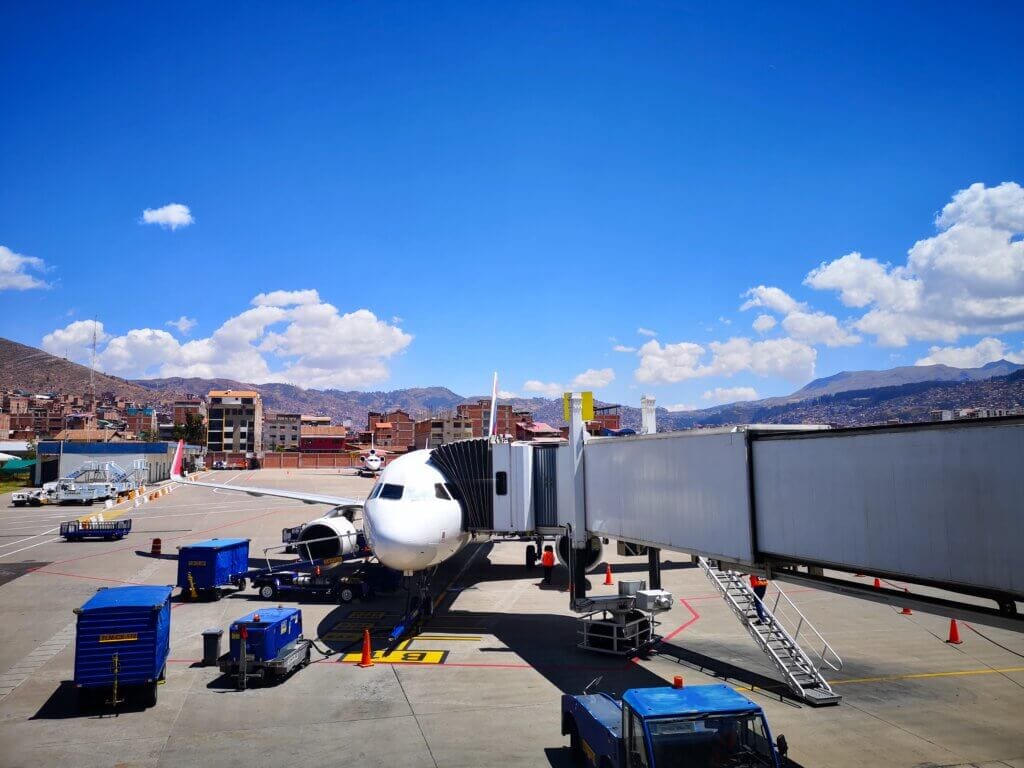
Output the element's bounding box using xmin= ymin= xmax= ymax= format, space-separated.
xmin=582 ymin=418 xmax=1024 ymax=630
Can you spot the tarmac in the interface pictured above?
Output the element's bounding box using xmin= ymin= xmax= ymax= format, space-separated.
xmin=0 ymin=467 xmax=1022 ymax=768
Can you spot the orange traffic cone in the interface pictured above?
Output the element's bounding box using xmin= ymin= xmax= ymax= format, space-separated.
xmin=873 ymin=577 xmax=882 ymax=589
xmin=900 ymin=588 xmax=912 ymax=615
xmin=357 ymin=628 xmax=375 ymax=667
xmin=151 ymin=538 xmax=162 ymax=556
xmin=946 ymin=619 xmax=963 ymax=645
xmin=604 ymin=563 xmax=613 ymax=586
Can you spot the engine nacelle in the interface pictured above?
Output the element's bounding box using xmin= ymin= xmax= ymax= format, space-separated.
xmin=296 ymin=516 xmax=359 ymax=560
xmin=556 ymin=534 xmax=605 ymax=573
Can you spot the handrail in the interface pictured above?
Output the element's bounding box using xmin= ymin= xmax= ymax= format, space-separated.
xmin=261 ymin=532 xmax=360 ymax=572
xmin=766 ymin=583 xmax=843 ymax=672
xmin=696 ymin=559 xmax=806 ymax=693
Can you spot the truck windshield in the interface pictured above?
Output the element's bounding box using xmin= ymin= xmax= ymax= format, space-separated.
xmin=647 ymin=713 xmax=775 ymax=767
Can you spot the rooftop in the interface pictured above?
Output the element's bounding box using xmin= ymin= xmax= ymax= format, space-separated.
xmin=208 ymin=389 xmax=260 ymax=398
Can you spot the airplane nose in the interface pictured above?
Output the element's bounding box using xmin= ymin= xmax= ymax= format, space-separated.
xmin=364 ymin=502 xmax=440 ymax=572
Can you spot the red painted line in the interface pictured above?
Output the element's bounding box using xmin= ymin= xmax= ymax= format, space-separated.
xmin=661 ymin=598 xmax=700 ymax=643
xmin=26 ymin=569 xmax=130 ymax=585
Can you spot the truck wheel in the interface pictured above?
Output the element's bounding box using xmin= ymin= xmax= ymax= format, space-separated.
xmin=260 ymin=584 xmax=276 ymax=600
xmin=235 ymin=578 xmax=247 ymax=592
xmin=337 ymin=587 xmax=355 ymax=604
xmin=526 ymin=544 xmax=537 ymax=568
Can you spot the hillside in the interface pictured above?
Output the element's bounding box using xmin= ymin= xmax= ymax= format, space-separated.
xmin=661 ymin=369 xmax=1024 ymax=429
xmin=0 ymin=336 xmax=158 ymax=402
xmin=791 ymin=360 xmax=1022 ymax=399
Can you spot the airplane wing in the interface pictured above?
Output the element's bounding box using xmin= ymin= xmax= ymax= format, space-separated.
xmin=170 ymin=441 xmax=365 ymax=507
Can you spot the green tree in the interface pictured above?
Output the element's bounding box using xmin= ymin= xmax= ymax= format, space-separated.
xmin=172 ymin=413 xmax=206 ymax=446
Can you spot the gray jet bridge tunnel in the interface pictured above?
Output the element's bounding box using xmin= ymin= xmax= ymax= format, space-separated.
xmin=433 ymin=416 xmax=1024 ymax=631
xmin=581 ymin=417 xmax=1024 ymax=630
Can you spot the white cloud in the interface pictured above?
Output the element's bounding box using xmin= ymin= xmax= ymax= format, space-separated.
xmin=637 ymin=327 xmax=658 ymax=337
xmin=740 ymin=286 xmax=805 ymax=315
xmin=613 ymin=344 xmax=637 ymax=353
xmin=165 ymin=315 xmax=197 ymax=335
xmin=41 ymin=320 xmax=110 ymax=364
xmin=752 ymin=314 xmax=777 ymax=334
xmin=42 ymin=293 xmax=412 ymax=388
xmin=141 ymin=203 xmax=193 ymax=230
xmin=570 ymin=368 xmax=616 ymax=389
xmin=523 ymin=380 xmax=564 ymax=398
xmin=781 ymin=311 xmax=860 ymax=347
xmin=664 ymin=403 xmax=698 ymax=412
xmin=252 ymin=289 xmax=321 ymax=307
xmin=635 ymin=337 xmax=816 ymax=384
xmin=522 ymin=367 xmax=617 ymax=399
xmin=718 ymin=316 xmax=732 ymax=326
xmin=915 ymin=337 xmax=1024 ymax=368
xmin=807 ymin=182 xmax=1024 ymax=346
xmin=496 ymin=390 xmax=519 ymax=399
xmin=0 ymin=245 xmax=50 ymax=290
xmin=391 ymin=315 xmax=404 ymax=324
xmin=702 ymin=386 xmax=760 ymax=404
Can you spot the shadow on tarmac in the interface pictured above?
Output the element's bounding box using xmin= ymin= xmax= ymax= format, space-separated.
xmin=31 ymin=680 xmax=152 ymax=719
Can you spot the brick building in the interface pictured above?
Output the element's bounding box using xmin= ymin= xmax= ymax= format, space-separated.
xmin=264 ymin=413 xmax=302 ymax=451
xmin=414 ymin=415 xmax=475 ymax=449
xmin=455 ymin=400 xmax=531 ymax=438
xmin=366 ymin=409 xmax=415 ymax=451
xmin=173 ymin=397 xmax=207 ymax=426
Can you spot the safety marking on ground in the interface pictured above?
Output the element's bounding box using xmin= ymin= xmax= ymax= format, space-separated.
xmin=830 ymin=665 xmax=1024 ymax=686
xmin=0 ymin=622 xmax=76 ymax=701
xmin=339 ymin=649 xmax=450 ymax=665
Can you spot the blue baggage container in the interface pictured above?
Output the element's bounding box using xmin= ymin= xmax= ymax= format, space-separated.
xmin=229 ymin=607 xmax=302 ymax=663
xmin=74 ymin=586 xmax=172 ymax=697
xmin=177 ymin=537 xmax=250 ymax=594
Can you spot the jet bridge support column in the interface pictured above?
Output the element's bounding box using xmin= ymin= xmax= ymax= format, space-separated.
xmin=568 ymin=393 xmax=588 ymax=604
xmin=648 ymin=547 xmax=662 ymax=590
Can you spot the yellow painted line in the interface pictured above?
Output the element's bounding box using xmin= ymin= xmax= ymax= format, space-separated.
xmin=731 ymin=665 xmax=1024 ymax=695
xmin=830 ymin=665 xmax=1024 ymax=686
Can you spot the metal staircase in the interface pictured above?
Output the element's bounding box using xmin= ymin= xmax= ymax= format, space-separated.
xmin=698 ymin=558 xmax=842 ymax=706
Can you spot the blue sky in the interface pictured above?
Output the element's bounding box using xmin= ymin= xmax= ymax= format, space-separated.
xmin=2 ymin=2 xmax=1023 ymax=409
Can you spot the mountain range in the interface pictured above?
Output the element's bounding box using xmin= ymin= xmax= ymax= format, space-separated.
xmin=1 ymin=335 xmax=1021 ymax=429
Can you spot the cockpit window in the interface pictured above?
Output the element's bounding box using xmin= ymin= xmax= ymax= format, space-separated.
xmin=379 ymin=483 xmax=404 ymax=500
xmin=434 ymin=483 xmax=451 ymax=500
xmin=369 ymin=483 xmax=383 ymax=499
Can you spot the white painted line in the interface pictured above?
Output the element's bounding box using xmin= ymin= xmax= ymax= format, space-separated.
xmin=0 ymin=536 xmax=63 ymax=559
xmin=0 ymin=528 xmax=60 ymax=551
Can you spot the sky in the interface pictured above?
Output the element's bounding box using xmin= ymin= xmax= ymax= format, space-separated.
xmin=2 ymin=2 xmax=1023 ymax=410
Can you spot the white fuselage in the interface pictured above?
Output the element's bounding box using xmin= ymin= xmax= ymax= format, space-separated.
xmin=362 ymin=449 xmax=470 ymax=573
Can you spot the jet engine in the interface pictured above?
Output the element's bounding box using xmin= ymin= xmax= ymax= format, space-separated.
xmin=296 ymin=515 xmax=359 ymax=560
xmin=556 ymin=534 xmax=605 ymax=573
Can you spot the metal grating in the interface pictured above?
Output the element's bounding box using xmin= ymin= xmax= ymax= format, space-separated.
xmin=430 ymin=439 xmax=493 ymax=531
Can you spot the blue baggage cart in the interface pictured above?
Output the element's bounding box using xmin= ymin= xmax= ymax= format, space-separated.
xmin=177 ymin=538 xmax=250 ymax=600
xmin=60 ymin=519 xmax=132 ymax=541
xmin=219 ymin=607 xmax=311 ymax=689
xmin=73 ymin=585 xmax=172 ymax=709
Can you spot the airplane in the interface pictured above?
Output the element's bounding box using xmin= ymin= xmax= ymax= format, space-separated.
xmin=168 ymin=376 xmax=599 ymax=629
xmin=357 ymin=447 xmax=385 ymax=476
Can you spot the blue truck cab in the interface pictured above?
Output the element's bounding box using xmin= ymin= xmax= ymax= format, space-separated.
xmin=562 ymin=683 xmax=787 ymax=767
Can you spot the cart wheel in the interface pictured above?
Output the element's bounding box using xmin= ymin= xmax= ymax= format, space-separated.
xmin=304 ymin=645 xmax=312 ymax=666
xmin=259 ymin=584 xmax=276 ymax=600
xmin=568 ymin=723 xmax=584 ymax=765
xmin=337 ymin=587 xmax=355 ymax=604
xmin=144 ymin=681 xmax=158 ymax=708
xmin=526 ymin=544 xmax=537 ymax=568
xmin=212 ymin=589 xmax=222 ymax=602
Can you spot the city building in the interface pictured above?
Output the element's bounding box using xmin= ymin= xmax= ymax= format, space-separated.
xmin=514 ymin=421 xmax=563 ymax=441
xmin=366 ymin=409 xmax=415 ymax=451
xmin=300 ymin=415 xmax=331 ymax=428
xmin=173 ymin=397 xmax=207 ymax=426
xmin=414 ymin=415 xmax=475 ymax=449
xmin=298 ymin=425 xmax=350 ymax=453
xmin=455 ymin=400 xmax=523 ymax=438
xmin=124 ymin=407 xmax=157 ymax=437
xmin=264 ymin=413 xmax=302 ymax=451
xmin=0 ymin=413 xmax=10 ymax=439
xmin=206 ymin=390 xmax=263 ymax=456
